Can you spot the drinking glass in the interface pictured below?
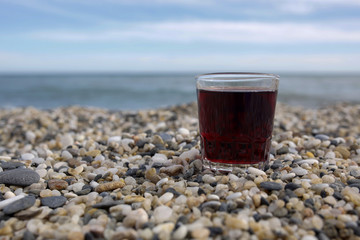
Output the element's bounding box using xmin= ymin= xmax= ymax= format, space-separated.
xmin=196 ymin=72 xmax=279 ymax=172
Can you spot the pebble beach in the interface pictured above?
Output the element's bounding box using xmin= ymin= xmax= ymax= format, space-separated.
xmin=0 ymin=102 xmax=359 ymax=240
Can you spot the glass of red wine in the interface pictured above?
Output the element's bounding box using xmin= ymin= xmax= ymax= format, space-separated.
xmin=196 ymin=72 xmax=279 ymax=172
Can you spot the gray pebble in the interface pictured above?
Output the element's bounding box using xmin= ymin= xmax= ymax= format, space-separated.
xmin=40 ymin=196 xmax=67 ymax=209
xmin=3 ymin=196 xmax=36 ymax=215
xmin=0 ymin=161 xmax=25 ymax=170
xmin=259 ymin=181 xmax=283 ymax=191
xmin=315 ymin=134 xmax=330 ymax=141
xmin=0 ymin=169 xmax=40 ymax=186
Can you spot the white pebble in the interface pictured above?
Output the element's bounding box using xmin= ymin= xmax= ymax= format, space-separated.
xmin=121 ymin=139 xmax=134 ymax=152
xmin=61 ymin=150 xmax=73 ymax=160
xmin=71 ymin=182 xmax=85 ymax=192
xmin=156 ymin=178 xmax=168 ymax=188
xmin=152 ymin=154 xmax=168 ymax=164
xmin=325 ymin=151 xmax=335 ymax=158
xmin=281 ymin=173 xmax=296 ymax=181
xmin=60 ymin=134 xmax=74 ymax=148
xmin=179 ymin=149 xmax=199 ymax=161
xmin=107 ymin=136 xmax=122 ymax=145
xmin=248 ymin=167 xmax=266 ymax=176
xmin=178 ymin=128 xmax=190 ymax=137
xmin=292 ymin=167 xmax=308 ymax=176
xmin=297 ymin=159 xmax=319 ymax=165
xmin=226 ymin=192 xmax=242 ymax=200
xmin=25 ymin=131 xmax=36 ymax=143
xmin=202 ymin=174 xmax=216 ymax=184
xmin=90 ymin=181 xmax=99 ymax=188
xmin=94 ymin=155 xmax=105 ymax=161
xmin=36 ymin=169 xmax=48 ymax=178
xmin=21 ymin=153 xmax=35 ymax=161
xmin=159 ymin=192 xmax=174 ymax=204
xmin=153 ymin=206 xmax=173 ymax=223
xmin=125 ymin=176 xmax=137 ymax=186
xmin=4 ymin=191 xmax=16 ymax=199
xmin=32 ymin=157 xmax=45 ymax=165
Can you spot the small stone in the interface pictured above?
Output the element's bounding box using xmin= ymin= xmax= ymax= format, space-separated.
xmin=95 ymin=180 xmax=125 ymax=193
xmin=259 ymin=182 xmax=283 ymax=191
xmin=191 ymin=228 xmax=210 ymax=240
xmin=334 ymin=146 xmax=350 ymax=159
xmin=281 ymin=173 xmax=296 ymax=181
xmin=4 ymin=191 xmax=16 ymax=199
xmin=61 ymin=150 xmax=73 ymax=160
xmin=226 ymin=192 xmax=242 ymax=201
xmin=200 ymin=201 xmax=221 ymax=211
xmin=202 ymin=174 xmax=216 ymax=184
xmin=225 ymin=216 xmax=248 ymax=230
xmin=160 ymin=165 xmax=184 ymax=176
xmin=3 ymin=196 xmax=36 ymax=215
xmin=154 ymin=205 xmax=173 ymax=223
xmin=124 ymin=195 xmax=145 ymax=204
xmin=350 ymin=169 xmax=360 ymax=178
xmin=86 ymin=150 xmax=101 ymax=157
xmin=248 ymin=167 xmax=266 ymax=176
xmin=285 ymin=182 xmax=301 ymax=191
xmin=0 ymin=169 xmax=40 ymax=187
xmin=123 ymin=208 xmax=148 ymax=229
xmin=172 ymin=225 xmax=188 ymax=240
xmin=36 ymin=169 xmax=47 ymax=178
xmin=297 ymin=159 xmax=319 ymax=165
xmin=0 ymin=161 xmax=25 ymax=170
xmin=145 ymin=168 xmax=161 ymax=184
xmin=179 ymin=149 xmax=199 ymax=161
xmin=159 ymin=192 xmax=174 ymax=204
xmin=48 ymin=179 xmax=68 ymax=190
xmin=41 ymin=196 xmax=67 ymax=208
xmin=292 ymin=167 xmax=308 ymax=176
xmin=60 ymin=134 xmax=74 ymax=148
xmin=21 ymin=153 xmax=35 ymax=161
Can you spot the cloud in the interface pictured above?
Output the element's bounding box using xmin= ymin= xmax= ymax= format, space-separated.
xmin=29 ymin=20 xmax=360 ymax=43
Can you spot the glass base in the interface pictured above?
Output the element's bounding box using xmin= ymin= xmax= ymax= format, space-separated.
xmin=202 ymin=158 xmax=268 ymax=173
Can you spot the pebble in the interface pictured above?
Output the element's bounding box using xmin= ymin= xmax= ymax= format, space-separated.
xmin=153 ymin=206 xmax=173 ymax=223
xmin=248 ymin=167 xmax=266 ymax=176
xmin=145 ymin=168 xmax=161 ymax=183
xmin=160 ymin=165 xmax=184 ymax=176
xmin=0 ymin=168 xmax=40 ymax=186
xmin=48 ymin=179 xmax=69 ymax=190
xmin=0 ymin=161 xmax=25 ymax=170
xmin=95 ymin=180 xmax=125 ymax=193
xmin=3 ymin=196 xmax=36 ymax=215
xmin=41 ymin=196 xmax=67 ymax=208
xmin=21 ymin=153 xmax=35 ymax=161
xmin=292 ymin=167 xmax=308 ymax=176
xmin=159 ymin=192 xmax=174 ymax=204
xmin=259 ymin=181 xmax=283 ymax=191
xmin=123 ymin=208 xmax=148 ymax=229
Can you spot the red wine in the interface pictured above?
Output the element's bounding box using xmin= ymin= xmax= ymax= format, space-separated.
xmin=197 ymin=87 xmax=277 ymax=164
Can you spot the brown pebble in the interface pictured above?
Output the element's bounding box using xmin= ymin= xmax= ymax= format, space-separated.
xmin=95 ymin=180 xmax=125 ymax=193
xmin=67 ymin=158 xmax=81 ymax=168
xmin=145 ymin=168 xmax=161 ymax=184
xmin=159 ymin=165 xmax=184 ymax=176
xmin=48 ymin=179 xmax=69 ymax=190
xmin=86 ymin=150 xmax=101 ymax=157
xmin=67 ymin=231 xmax=84 ymax=240
xmin=334 ymin=146 xmax=350 ymax=159
xmin=124 ymin=195 xmax=145 ymax=204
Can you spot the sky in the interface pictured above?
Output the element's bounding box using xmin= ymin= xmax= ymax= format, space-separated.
xmin=0 ymin=0 xmax=360 ymax=73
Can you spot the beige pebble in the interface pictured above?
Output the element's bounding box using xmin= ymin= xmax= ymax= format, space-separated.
xmin=95 ymin=179 xmax=125 ymax=193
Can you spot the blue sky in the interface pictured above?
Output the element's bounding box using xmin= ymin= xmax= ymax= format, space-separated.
xmin=1 ymin=0 xmax=360 ymax=72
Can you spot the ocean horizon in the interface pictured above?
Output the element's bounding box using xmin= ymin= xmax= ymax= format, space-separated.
xmin=0 ymin=72 xmax=359 ymax=110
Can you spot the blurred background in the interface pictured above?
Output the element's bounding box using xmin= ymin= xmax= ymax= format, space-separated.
xmin=0 ymin=0 xmax=359 ymax=110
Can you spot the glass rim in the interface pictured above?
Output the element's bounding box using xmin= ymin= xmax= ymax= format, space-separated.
xmin=196 ymin=72 xmax=280 ymax=81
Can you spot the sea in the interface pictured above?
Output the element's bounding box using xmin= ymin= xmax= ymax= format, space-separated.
xmin=0 ymin=72 xmax=359 ymax=110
